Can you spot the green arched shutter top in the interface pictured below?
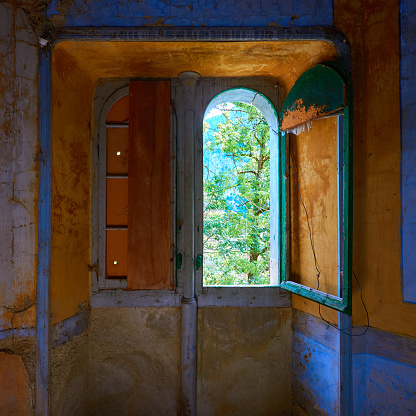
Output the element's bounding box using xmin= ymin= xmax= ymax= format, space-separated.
xmin=280 ymin=63 xmax=347 ymax=131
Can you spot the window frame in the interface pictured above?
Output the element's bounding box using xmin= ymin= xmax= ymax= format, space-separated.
xmin=91 ymin=70 xmax=351 ymax=311
xmin=277 ymin=62 xmax=353 ymax=315
xmin=91 ymin=80 xmax=181 ymax=306
xmin=192 ymin=77 xmax=291 ymax=306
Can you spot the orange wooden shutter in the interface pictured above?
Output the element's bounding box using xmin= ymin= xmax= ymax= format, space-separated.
xmin=128 ymin=81 xmax=171 ymax=289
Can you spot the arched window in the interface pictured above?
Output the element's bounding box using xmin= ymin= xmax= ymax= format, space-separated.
xmin=202 ymin=88 xmax=280 ymax=286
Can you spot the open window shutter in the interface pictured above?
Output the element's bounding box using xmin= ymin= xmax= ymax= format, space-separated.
xmin=128 ymin=81 xmax=171 ymax=289
xmin=278 ymin=62 xmax=352 ymax=314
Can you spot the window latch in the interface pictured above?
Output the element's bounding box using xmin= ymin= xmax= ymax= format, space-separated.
xmin=196 ymin=254 xmax=203 ymax=270
xmin=176 ymin=253 xmax=183 ymax=270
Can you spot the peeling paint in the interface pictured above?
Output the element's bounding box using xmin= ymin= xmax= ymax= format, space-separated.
xmin=0 ymin=3 xmax=38 ymax=332
xmin=0 ymin=351 xmax=33 ymax=415
xmin=45 ymin=0 xmax=334 ymax=28
xmin=282 ymin=99 xmax=327 ymax=131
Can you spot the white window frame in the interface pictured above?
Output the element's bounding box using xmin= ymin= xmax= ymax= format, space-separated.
xmin=91 ymin=77 xmax=291 ymax=308
xmin=191 ymin=77 xmax=291 ymax=307
xmin=91 ymin=79 xmax=181 ymax=307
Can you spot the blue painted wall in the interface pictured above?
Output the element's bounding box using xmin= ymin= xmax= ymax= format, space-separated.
xmin=292 ymin=310 xmax=340 ymax=416
xmin=46 ymin=0 xmax=333 ymax=28
xmin=354 ymin=355 xmax=416 ymax=415
xmin=353 ymin=328 xmax=416 ymax=415
xmin=294 ymin=310 xmax=416 ymax=416
xmin=401 ymin=0 xmax=416 ymax=303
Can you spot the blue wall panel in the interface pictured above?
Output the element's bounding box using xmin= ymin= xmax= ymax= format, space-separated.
xmin=353 ymin=327 xmax=416 ymax=416
xmin=354 ymin=355 xmax=416 ymax=415
xmin=37 ymin=47 xmax=52 ymax=416
xmin=46 ymin=0 xmax=333 ymax=28
xmin=292 ymin=310 xmax=340 ymax=416
xmin=401 ymin=0 xmax=416 ymax=303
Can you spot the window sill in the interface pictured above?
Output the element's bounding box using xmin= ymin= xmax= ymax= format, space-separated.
xmin=90 ymin=286 xmax=291 ymax=308
xmin=197 ymin=286 xmax=291 ymax=307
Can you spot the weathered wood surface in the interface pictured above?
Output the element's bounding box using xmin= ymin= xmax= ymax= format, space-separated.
xmin=128 ymin=81 xmax=171 ymax=289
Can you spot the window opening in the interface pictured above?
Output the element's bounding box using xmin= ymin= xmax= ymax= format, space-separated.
xmin=204 ymin=102 xmax=270 ymax=285
xmin=202 ymin=88 xmax=279 ymax=287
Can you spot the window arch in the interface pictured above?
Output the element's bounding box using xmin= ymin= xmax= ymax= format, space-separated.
xmin=93 ymin=84 xmax=130 ymax=292
xmin=202 ymin=88 xmax=280 ymax=286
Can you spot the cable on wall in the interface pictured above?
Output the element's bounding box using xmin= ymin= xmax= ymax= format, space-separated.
xmin=289 ymin=146 xmax=370 ymax=337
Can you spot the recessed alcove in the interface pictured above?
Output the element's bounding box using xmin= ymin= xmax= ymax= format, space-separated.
xmin=51 ymin=39 xmax=338 ymax=323
xmin=50 ymin=38 xmax=339 ymax=415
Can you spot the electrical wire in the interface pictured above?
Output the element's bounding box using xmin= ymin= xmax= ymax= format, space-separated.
xmin=318 ymin=271 xmax=369 ymax=337
xmin=289 ymin=145 xmax=370 ymax=337
xmin=289 ymin=147 xmax=320 ymax=286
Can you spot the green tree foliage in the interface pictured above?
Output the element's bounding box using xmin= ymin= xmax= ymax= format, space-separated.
xmin=203 ymin=102 xmax=270 ymax=285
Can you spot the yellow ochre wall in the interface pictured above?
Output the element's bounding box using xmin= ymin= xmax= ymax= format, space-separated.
xmin=51 ymin=48 xmax=94 ymax=325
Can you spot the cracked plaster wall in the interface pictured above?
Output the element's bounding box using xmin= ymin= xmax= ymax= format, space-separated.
xmin=45 ymin=0 xmax=333 ymax=28
xmin=0 ymin=4 xmax=38 ymax=414
xmin=0 ymin=3 xmax=38 ymax=334
xmin=197 ymin=307 xmax=292 ymax=416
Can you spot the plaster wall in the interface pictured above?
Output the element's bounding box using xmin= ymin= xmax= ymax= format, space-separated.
xmin=46 ymin=0 xmax=333 ymax=28
xmin=353 ymin=327 xmax=416 ymax=415
xmin=50 ymin=332 xmax=89 ymax=416
xmin=89 ymin=307 xmax=181 ymax=416
xmin=292 ymin=309 xmax=340 ymax=416
xmin=85 ymin=307 xmax=293 ymax=415
xmin=0 ymin=350 xmax=33 ymax=416
xmin=0 ymin=336 xmax=36 ymax=416
xmin=0 ymin=3 xmax=38 ymax=333
xmin=51 ymin=46 xmax=93 ymax=325
xmin=197 ymin=307 xmax=292 ymax=416
xmin=293 ymin=308 xmax=416 ymax=416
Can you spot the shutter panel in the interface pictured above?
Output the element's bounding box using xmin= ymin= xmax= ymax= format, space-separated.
xmin=128 ymin=81 xmax=171 ymax=289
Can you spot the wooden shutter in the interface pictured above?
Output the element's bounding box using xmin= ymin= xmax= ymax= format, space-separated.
xmin=128 ymin=81 xmax=171 ymax=289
